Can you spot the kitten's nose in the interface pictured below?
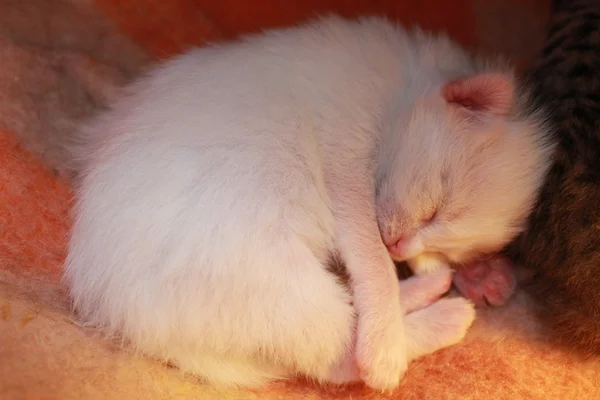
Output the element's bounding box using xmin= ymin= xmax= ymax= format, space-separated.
xmin=386 ymin=236 xmax=424 ymax=261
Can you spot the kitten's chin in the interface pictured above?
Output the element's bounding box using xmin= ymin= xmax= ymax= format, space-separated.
xmin=389 ymin=252 xmax=405 ymax=262
xmin=432 ymin=236 xmax=511 ymax=265
xmin=445 ymin=247 xmax=502 ymax=266
xmin=444 ymin=250 xmax=481 ymax=265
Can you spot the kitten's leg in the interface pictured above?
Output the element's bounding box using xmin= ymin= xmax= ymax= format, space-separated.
xmin=452 ymin=255 xmax=517 ymax=307
xmin=247 ymin=239 xmax=357 ymax=385
xmin=335 ymin=220 xmax=407 ymax=391
xmin=328 ymin=269 xmax=474 ymax=384
xmin=407 ymin=253 xmax=451 ymax=276
xmin=400 ymin=268 xmax=453 ymax=311
xmin=398 ymin=269 xmax=475 ymax=363
xmin=170 ymin=240 xmax=356 ymax=388
xmin=404 ymin=297 xmax=475 ymax=361
xmin=327 ymin=170 xmax=420 ymax=390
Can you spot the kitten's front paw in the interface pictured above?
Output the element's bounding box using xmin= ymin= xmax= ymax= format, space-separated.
xmin=404 ymin=297 xmax=476 ymax=362
xmin=355 ymin=314 xmax=407 ymax=392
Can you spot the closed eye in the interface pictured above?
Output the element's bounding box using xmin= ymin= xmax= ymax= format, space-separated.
xmin=444 ymin=206 xmax=468 ymax=222
xmin=420 ymin=209 xmax=438 ymax=225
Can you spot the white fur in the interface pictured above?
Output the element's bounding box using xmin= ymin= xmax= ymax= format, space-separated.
xmin=64 ymin=16 xmax=488 ymax=391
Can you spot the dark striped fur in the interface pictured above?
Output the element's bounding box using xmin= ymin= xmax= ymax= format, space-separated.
xmin=506 ymin=0 xmax=600 ymax=355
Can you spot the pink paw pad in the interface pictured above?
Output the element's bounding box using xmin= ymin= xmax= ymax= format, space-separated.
xmin=452 ymin=256 xmax=517 ymax=307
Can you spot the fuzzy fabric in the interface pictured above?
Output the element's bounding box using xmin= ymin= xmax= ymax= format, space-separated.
xmin=0 ymin=0 xmax=148 ymax=180
xmin=1 ymin=0 xmax=599 ymax=399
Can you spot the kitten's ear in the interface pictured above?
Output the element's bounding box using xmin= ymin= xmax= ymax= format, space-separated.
xmin=442 ymin=73 xmax=515 ymax=116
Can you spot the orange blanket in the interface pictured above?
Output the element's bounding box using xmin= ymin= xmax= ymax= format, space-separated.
xmin=1 ymin=0 xmax=599 ymax=399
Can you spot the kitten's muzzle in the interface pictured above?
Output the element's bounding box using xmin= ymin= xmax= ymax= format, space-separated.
xmin=386 ymin=235 xmax=425 ymax=261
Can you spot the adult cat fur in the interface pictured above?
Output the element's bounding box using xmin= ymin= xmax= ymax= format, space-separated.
xmin=506 ymin=0 xmax=600 ymax=355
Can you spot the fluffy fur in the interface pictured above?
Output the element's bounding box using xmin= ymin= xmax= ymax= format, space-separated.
xmin=64 ymin=16 xmax=551 ymax=390
xmin=506 ymin=0 xmax=600 ymax=355
xmin=65 ymin=16 xmax=478 ymax=390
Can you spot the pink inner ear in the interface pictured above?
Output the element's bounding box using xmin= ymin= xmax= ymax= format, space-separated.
xmin=442 ymin=73 xmax=515 ymax=116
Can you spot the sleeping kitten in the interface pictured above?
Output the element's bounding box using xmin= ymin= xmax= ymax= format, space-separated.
xmin=374 ymin=69 xmax=554 ymax=280
xmin=504 ymin=0 xmax=600 ymax=355
xmin=64 ymin=16 xmax=551 ymax=391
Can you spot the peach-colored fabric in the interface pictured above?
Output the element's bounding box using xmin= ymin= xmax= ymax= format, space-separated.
xmin=0 ymin=130 xmax=70 ymax=281
xmin=2 ymin=0 xmax=600 ymax=399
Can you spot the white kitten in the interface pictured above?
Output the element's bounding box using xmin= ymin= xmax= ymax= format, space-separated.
xmin=62 ymin=15 xmax=551 ymax=391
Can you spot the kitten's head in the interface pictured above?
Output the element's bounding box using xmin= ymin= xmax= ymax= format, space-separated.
xmin=376 ymin=72 xmax=554 ymax=264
